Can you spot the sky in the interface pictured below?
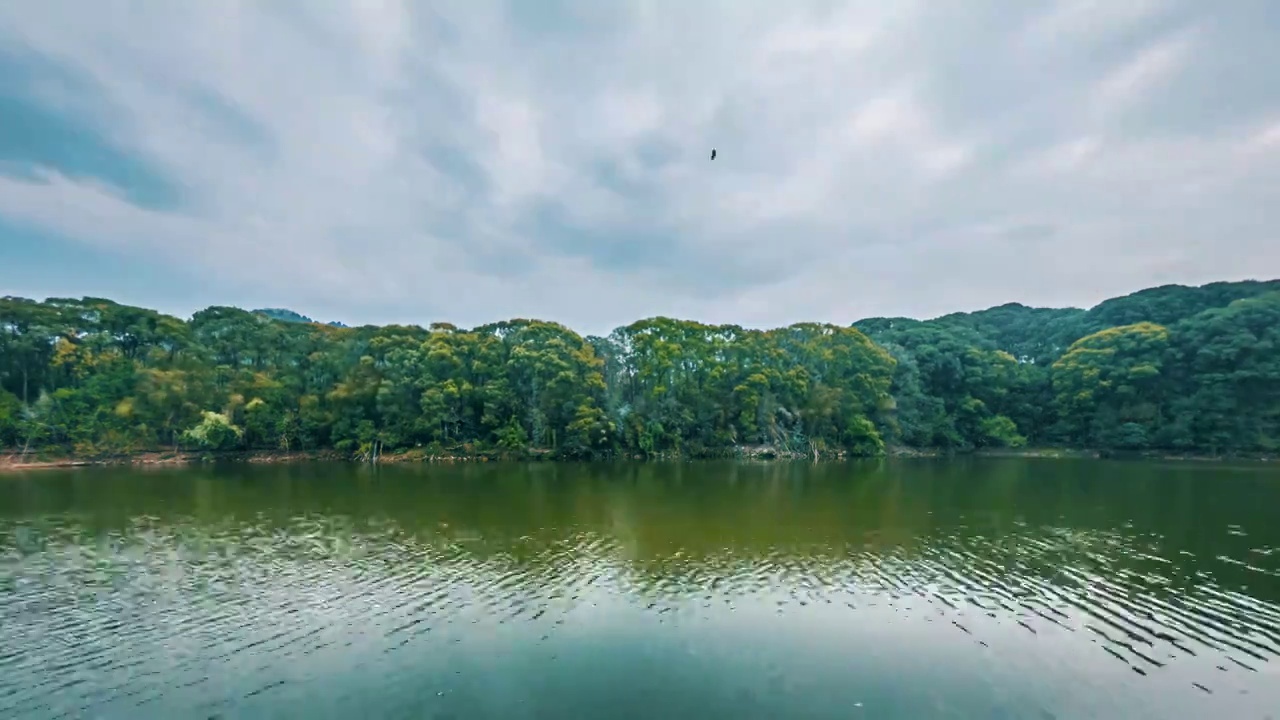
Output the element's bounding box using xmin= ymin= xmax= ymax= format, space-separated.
xmin=1 ymin=0 xmax=1278 ymax=336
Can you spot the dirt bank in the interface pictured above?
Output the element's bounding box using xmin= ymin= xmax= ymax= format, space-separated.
xmin=2 ymin=445 xmax=1272 ymax=475
xmin=0 ymin=450 xmax=341 ymax=474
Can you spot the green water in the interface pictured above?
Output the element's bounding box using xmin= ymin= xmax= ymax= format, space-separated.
xmin=1 ymin=458 xmax=1278 ymax=719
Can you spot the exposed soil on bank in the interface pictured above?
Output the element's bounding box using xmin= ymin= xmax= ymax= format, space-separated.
xmin=0 ymin=447 xmax=553 ymax=474
xmin=0 ymin=450 xmax=354 ymax=473
xmin=2 ymin=445 xmax=1273 ymax=475
xmin=970 ymin=447 xmax=1276 ymax=463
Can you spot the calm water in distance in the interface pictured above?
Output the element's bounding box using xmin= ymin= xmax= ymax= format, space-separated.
xmin=2 ymin=458 xmax=1279 ymax=719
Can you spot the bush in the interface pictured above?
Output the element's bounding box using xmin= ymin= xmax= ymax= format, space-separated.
xmin=181 ymin=411 xmax=244 ymax=451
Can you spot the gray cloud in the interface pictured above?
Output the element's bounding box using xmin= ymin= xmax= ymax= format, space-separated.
xmin=0 ymin=0 xmax=1277 ymax=336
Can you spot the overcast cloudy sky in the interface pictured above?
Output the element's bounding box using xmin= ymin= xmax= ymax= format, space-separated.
xmin=1 ymin=1 xmax=1278 ymax=335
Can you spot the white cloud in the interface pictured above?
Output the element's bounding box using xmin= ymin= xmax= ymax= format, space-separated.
xmin=1090 ymin=29 xmax=1197 ymax=119
xmin=0 ymin=0 xmax=1277 ymax=336
xmin=1029 ymin=137 xmax=1103 ymax=175
xmin=1019 ymin=0 xmax=1170 ymax=49
xmin=1249 ymin=120 xmax=1280 ymax=151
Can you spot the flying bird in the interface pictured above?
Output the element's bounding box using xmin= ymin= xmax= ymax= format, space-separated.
xmin=710 ymin=148 xmax=717 ymax=160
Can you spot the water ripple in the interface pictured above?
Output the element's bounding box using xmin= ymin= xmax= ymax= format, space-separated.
xmin=2 ymin=463 xmax=1280 ymax=718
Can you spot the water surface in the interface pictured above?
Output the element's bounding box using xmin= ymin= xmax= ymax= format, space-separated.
xmin=2 ymin=458 xmax=1279 ymax=719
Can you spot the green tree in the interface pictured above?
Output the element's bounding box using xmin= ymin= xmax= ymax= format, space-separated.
xmin=181 ymin=411 xmax=244 ymax=451
xmin=1 ymin=280 xmax=1276 ymax=460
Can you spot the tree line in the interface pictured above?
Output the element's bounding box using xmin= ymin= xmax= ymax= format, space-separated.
xmin=2 ymin=279 xmax=1278 ymax=460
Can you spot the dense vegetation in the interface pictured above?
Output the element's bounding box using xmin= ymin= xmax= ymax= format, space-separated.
xmin=2 ymin=279 xmax=1278 ymax=461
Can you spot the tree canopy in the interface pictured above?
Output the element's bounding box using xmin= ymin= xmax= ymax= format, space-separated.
xmin=3 ymin=279 xmax=1278 ymax=460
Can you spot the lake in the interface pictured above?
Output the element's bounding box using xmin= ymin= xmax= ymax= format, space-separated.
xmin=1 ymin=458 xmax=1278 ymax=719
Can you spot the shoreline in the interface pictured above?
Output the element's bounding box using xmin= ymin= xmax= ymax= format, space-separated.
xmin=1 ymin=445 xmax=1275 ymax=474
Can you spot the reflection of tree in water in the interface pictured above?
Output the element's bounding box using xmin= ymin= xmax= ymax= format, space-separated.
xmin=6 ymin=502 xmax=1277 ymax=685
xmin=2 ymin=457 xmax=1279 ymax=707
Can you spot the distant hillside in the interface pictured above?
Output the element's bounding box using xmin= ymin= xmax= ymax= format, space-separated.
xmin=253 ymin=308 xmax=348 ymax=328
xmin=856 ymin=279 xmax=1280 ymax=365
xmin=254 ymin=308 xmax=314 ymax=323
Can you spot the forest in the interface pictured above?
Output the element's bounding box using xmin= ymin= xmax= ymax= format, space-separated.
xmin=2 ymin=279 xmax=1278 ymax=461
